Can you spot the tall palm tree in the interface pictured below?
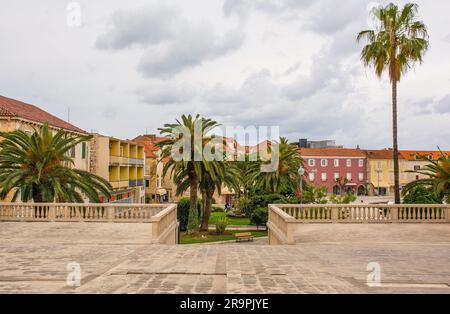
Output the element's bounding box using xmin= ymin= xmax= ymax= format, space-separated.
xmin=357 ymin=3 xmax=429 ymax=204
xmin=253 ymin=137 xmax=304 ymax=193
xmin=0 ymin=123 xmax=112 ymax=203
xmin=402 ymin=153 xmax=450 ymax=202
xmin=157 ymin=114 xmax=221 ymax=233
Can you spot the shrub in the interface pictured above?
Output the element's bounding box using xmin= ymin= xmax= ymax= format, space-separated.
xmin=212 ymin=205 xmax=224 ymax=213
xmin=215 ymin=216 xmax=229 ymax=234
xmin=250 ymin=207 xmax=268 ymax=230
xmin=177 ymin=198 xmax=190 ymax=231
xmin=235 ymin=197 xmax=253 ymax=216
xmin=178 ymin=197 xmax=203 ymax=231
xmin=403 ymin=185 xmax=441 ymax=204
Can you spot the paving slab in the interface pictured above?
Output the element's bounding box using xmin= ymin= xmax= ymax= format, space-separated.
xmin=0 ymin=222 xmax=449 ymax=293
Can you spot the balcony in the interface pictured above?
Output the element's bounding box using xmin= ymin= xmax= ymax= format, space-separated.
xmin=128 ymin=158 xmax=144 ymax=166
xmin=129 ymin=179 xmax=137 ymax=187
xmin=110 ymin=155 xmax=129 ymax=165
xmin=110 ymin=180 xmax=129 ymax=189
xmin=137 ymin=179 xmax=144 ymax=186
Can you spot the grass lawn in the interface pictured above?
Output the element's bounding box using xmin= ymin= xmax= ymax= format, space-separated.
xmin=209 ymin=212 xmax=251 ymax=226
xmin=180 ymin=230 xmax=267 ymax=245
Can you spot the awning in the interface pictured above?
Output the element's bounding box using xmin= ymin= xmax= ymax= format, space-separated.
xmin=345 ymin=183 xmax=357 ymax=186
xmin=156 ymin=189 xmax=167 ymax=195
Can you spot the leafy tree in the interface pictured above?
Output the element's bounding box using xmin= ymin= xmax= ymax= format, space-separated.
xmin=402 ymin=153 xmax=449 ymax=202
xmin=253 ymin=137 xmax=303 ymax=193
xmin=302 ymin=186 xmax=328 ymax=204
xmin=250 ymin=207 xmax=268 ymax=230
xmin=0 ymin=123 xmax=111 ymax=203
xmin=358 ymin=3 xmax=429 ymax=203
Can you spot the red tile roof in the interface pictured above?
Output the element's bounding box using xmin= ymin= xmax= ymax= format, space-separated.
xmin=364 ymin=149 xmax=401 ymax=160
xmin=0 ymin=95 xmax=85 ymax=133
xmin=299 ymin=148 xmax=366 ymax=157
xmin=399 ymin=150 xmax=449 ymax=161
xmin=133 ymin=135 xmax=169 ymax=159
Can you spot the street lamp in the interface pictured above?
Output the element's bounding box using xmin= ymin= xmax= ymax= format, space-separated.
xmin=298 ymin=166 xmax=305 ymax=204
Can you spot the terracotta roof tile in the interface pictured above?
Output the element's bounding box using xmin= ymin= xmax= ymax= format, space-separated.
xmin=399 ymin=150 xmax=450 ymax=161
xmin=364 ymin=149 xmax=401 ymax=159
xmin=299 ymin=147 xmax=366 ymax=157
xmin=0 ymin=95 xmax=85 ymax=133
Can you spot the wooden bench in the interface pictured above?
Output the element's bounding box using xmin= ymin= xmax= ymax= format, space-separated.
xmin=235 ymin=232 xmax=254 ymax=242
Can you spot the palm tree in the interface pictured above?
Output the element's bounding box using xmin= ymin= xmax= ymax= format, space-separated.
xmin=157 ymin=114 xmax=221 ymax=233
xmin=0 ymin=123 xmax=112 ymax=203
xmin=253 ymin=137 xmax=304 ymax=193
xmin=357 ymin=3 xmax=429 ymax=204
xmin=402 ymin=153 xmax=450 ymax=202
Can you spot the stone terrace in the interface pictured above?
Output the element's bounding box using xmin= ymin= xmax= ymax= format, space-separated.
xmin=0 ymin=222 xmax=449 ymax=293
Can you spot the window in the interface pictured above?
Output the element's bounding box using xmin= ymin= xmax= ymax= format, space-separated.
xmin=390 ymin=174 xmax=394 ymax=183
xmin=358 ymin=159 xmax=364 ymax=167
xmin=414 ymin=165 xmax=420 ymax=171
xmin=309 ymin=173 xmax=315 ymax=181
xmin=346 ymin=159 xmax=351 ymax=167
xmin=358 ymin=172 xmax=364 ymax=181
xmin=334 ymin=159 xmax=339 ymax=167
xmin=389 ymin=161 xmax=393 ymax=169
xmin=321 ymin=173 xmax=327 ymax=182
xmin=321 ymin=159 xmax=328 ymax=167
xmin=70 ymin=147 xmax=75 ymax=158
xmin=376 ymin=161 xmax=382 ymax=170
xmin=82 ymin=142 xmax=86 ymax=159
xmin=145 ymin=180 xmax=150 ymax=188
xmin=347 ymin=173 xmax=352 ymax=181
xmin=334 ymin=172 xmax=339 ymax=180
xmin=308 ymin=159 xmax=315 ymax=167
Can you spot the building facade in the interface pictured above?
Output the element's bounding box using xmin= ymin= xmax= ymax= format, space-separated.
xmin=0 ymin=95 xmax=91 ymax=201
xmin=364 ymin=150 xmax=408 ymax=196
xmin=300 ymin=148 xmax=368 ymax=195
xmin=90 ymin=134 xmax=145 ymax=203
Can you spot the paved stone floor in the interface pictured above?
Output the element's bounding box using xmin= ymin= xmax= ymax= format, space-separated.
xmin=0 ymin=222 xmax=449 ymax=294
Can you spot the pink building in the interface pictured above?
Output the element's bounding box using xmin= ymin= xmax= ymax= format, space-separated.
xmin=299 ymin=148 xmax=368 ymax=195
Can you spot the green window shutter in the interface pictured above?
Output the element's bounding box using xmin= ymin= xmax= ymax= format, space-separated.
xmin=145 ymin=180 xmax=150 ymax=188
xmin=82 ymin=142 xmax=86 ymax=159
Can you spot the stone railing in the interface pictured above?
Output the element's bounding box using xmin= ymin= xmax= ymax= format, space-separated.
xmin=268 ymin=204 xmax=450 ymax=245
xmin=0 ymin=203 xmax=178 ymax=244
xmin=150 ymin=204 xmax=178 ymax=245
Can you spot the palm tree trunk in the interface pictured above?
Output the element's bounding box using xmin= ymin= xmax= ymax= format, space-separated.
xmin=200 ymin=188 xmax=214 ymax=231
xmin=392 ymin=79 xmax=401 ymax=204
xmin=187 ymin=164 xmax=199 ymax=233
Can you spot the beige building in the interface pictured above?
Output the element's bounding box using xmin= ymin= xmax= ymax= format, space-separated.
xmin=90 ymin=134 xmax=146 ymax=203
xmin=0 ymin=95 xmax=91 ymax=201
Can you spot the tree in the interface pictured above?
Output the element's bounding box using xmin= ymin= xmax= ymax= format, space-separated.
xmin=357 ymin=3 xmax=429 ymax=204
xmin=0 ymin=123 xmax=112 ymax=203
xmin=335 ymin=177 xmax=349 ymax=196
xmin=253 ymin=137 xmax=304 ymax=193
xmin=402 ymin=153 xmax=449 ymax=203
xmin=157 ymin=114 xmax=221 ymax=233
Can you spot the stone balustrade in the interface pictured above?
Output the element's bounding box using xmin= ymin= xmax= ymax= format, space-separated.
xmin=268 ymin=204 xmax=450 ymax=245
xmin=0 ymin=202 xmax=178 ymax=244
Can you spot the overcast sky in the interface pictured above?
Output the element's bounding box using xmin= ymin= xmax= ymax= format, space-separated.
xmin=1 ymin=0 xmax=449 ymax=149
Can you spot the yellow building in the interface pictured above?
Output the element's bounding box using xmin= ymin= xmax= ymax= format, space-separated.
xmin=90 ymin=134 xmax=146 ymax=203
xmin=365 ymin=150 xmax=408 ymax=196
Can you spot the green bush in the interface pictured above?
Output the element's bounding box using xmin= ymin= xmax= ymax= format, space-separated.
xmin=178 ymin=197 xmax=203 ymax=231
xmin=250 ymin=207 xmax=268 ymax=230
xmin=215 ymin=216 xmax=229 ymax=234
xmin=235 ymin=197 xmax=253 ymax=216
xmin=403 ymin=185 xmax=441 ymax=204
xmin=212 ymin=205 xmax=224 ymax=213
